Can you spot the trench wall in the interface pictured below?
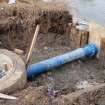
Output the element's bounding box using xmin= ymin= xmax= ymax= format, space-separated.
xmin=0 ymin=2 xmax=89 ymax=54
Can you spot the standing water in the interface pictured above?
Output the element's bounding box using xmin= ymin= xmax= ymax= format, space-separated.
xmin=67 ymin=0 xmax=105 ymax=26
xmin=42 ymin=0 xmax=105 ymax=25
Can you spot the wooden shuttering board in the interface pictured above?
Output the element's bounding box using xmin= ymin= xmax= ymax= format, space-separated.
xmin=101 ymin=38 xmax=105 ymax=58
xmin=89 ymin=22 xmax=105 ymax=56
xmin=69 ymin=25 xmax=89 ymax=49
xmin=80 ymin=31 xmax=89 ymax=47
xmin=89 ymin=22 xmax=101 ymax=48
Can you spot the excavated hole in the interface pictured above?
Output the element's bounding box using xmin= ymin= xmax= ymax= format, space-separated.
xmin=0 ymin=1 xmax=105 ymax=105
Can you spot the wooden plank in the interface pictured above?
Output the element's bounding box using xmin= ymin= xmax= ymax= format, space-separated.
xmin=26 ymin=25 xmax=40 ymax=64
xmin=100 ymin=38 xmax=105 ymax=58
xmin=89 ymin=22 xmax=105 ymax=57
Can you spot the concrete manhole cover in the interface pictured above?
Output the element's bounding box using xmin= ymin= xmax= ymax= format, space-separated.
xmin=0 ymin=49 xmax=26 ymax=93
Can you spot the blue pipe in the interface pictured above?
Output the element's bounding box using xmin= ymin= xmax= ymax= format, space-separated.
xmin=27 ymin=44 xmax=98 ymax=78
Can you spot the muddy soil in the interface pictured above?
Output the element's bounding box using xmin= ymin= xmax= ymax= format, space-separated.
xmin=0 ymin=0 xmax=105 ymax=105
xmin=1 ymin=47 xmax=105 ymax=105
xmin=0 ymin=0 xmax=71 ymax=53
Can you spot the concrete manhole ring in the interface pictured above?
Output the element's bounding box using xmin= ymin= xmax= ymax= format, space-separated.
xmin=0 ymin=54 xmax=14 ymax=78
xmin=0 ymin=49 xmax=26 ymax=93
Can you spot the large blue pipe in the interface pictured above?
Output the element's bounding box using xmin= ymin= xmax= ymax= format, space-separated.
xmin=27 ymin=44 xmax=98 ymax=78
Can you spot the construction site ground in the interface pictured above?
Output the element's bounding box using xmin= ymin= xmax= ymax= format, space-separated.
xmin=0 ymin=0 xmax=105 ymax=105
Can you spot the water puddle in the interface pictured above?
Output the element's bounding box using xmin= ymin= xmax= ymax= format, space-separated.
xmin=67 ymin=0 xmax=105 ymax=26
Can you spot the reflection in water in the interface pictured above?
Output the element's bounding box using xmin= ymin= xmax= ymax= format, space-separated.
xmin=70 ymin=0 xmax=105 ymax=26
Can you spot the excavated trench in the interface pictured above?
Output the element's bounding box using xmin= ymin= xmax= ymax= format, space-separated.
xmin=0 ymin=1 xmax=105 ymax=105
